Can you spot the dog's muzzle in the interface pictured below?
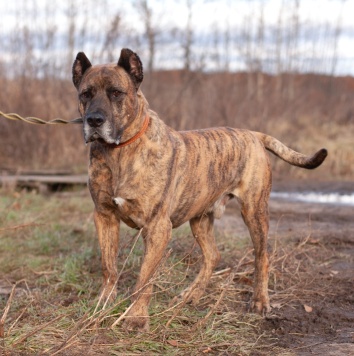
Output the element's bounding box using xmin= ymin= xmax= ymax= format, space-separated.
xmin=83 ymin=113 xmax=121 ymax=145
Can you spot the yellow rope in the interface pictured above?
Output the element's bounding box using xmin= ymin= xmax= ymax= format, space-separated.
xmin=0 ymin=111 xmax=82 ymax=125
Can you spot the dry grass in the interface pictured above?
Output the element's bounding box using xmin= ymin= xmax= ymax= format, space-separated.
xmin=0 ymin=188 xmax=309 ymax=355
xmin=0 ymin=182 xmax=354 ymax=356
xmin=0 ymin=71 xmax=354 ymax=179
xmin=1 ymin=187 xmax=352 ymax=355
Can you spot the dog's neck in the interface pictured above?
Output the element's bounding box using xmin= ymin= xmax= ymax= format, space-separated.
xmin=115 ymin=114 xmax=150 ymax=148
xmin=117 ymin=91 xmax=149 ymax=147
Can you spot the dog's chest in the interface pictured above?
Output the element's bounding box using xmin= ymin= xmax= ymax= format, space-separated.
xmin=112 ymin=195 xmax=146 ymax=228
xmin=111 ymin=172 xmax=148 ymax=228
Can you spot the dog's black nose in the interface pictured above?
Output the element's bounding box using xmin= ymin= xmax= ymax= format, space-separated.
xmin=86 ymin=114 xmax=105 ymax=128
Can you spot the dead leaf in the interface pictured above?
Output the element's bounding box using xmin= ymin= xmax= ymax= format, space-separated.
xmin=271 ymin=302 xmax=282 ymax=309
xmin=12 ymin=202 xmax=21 ymax=211
xmin=202 ymin=347 xmax=212 ymax=353
xmin=233 ymin=275 xmax=253 ymax=286
xmin=330 ymin=270 xmax=339 ymax=276
xmin=304 ymin=304 xmax=313 ymax=313
xmin=167 ymin=340 xmax=178 ymax=347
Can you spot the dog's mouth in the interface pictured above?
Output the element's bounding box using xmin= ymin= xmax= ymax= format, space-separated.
xmin=84 ymin=130 xmax=121 ymax=146
xmin=85 ymin=131 xmax=104 ymax=144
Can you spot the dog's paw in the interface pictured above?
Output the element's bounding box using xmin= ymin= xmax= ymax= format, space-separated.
xmin=122 ymin=316 xmax=150 ymax=332
xmin=250 ymin=298 xmax=271 ymax=316
xmin=121 ymin=302 xmax=150 ymax=332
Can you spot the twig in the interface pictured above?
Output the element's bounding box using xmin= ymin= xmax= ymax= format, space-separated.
xmin=0 ymin=283 xmax=17 ymax=338
xmin=109 ymin=248 xmax=173 ymax=328
xmin=235 ymin=249 xmax=254 ymax=271
xmin=0 ymin=222 xmax=44 ymax=233
xmin=191 ymin=273 xmax=234 ymax=331
xmin=49 ymin=244 xmax=172 ymax=354
xmin=194 ymin=288 xmax=227 ymax=331
xmin=212 ymin=267 xmax=231 ymax=277
xmin=251 ymin=331 xmax=266 ymax=348
xmin=92 ymin=228 xmax=142 ymax=317
xmin=293 ymin=341 xmax=324 ymax=350
xmin=165 ymin=286 xmax=194 ymax=328
xmin=12 ymin=314 xmax=65 ymax=346
xmin=48 ymin=311 xmax=92 ymax=355
xmin=30 ymin=270 xmax=56 ymax=276
xmin=101 ymin=228 xmax=143 ymax=312
xmin=110 ymin=300 xmax=137 ymax=328
xmin=48 ymin=338 xmax=80 ymax=356
xmin=7 ymin=304 xmax=30 ymax=336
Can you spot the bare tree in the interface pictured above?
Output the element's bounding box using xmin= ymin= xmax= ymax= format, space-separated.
xmin=330 ymin=0 xmax=345 ymax=77
xmin=256 ymin=2 xmax=265 ymax=104
xmin=223 ymin=15 xmax=231 ymax=72
xmin=66 ymin=0 xmax=77 ymax=73
xmin=135 ymin=0 xmax=157 ymax=72
xmin=182 ymin=0 xmax=193 ymax=71
xmin=100 ymin=14 xmax=122 ymax=62
xmin=286 ymin=0 xmax=300 ymax=101
xmin=275 ymin=1 xmax=284 ymax=98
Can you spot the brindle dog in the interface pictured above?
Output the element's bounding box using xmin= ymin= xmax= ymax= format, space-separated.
xmin=72 ymin=48 xmax=327 ymax=331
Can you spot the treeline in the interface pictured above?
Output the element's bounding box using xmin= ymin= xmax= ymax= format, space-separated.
xmin=0 ymin=0 xmax=353 ymax=179
xmin=0 ymin=0 xmax=347 ymax=78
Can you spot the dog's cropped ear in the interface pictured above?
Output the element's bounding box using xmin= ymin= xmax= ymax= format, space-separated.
xmin=72 ymin=52 xmax=92 ymax=89
xmin=117 ymin=48 xmax=144 ymax=89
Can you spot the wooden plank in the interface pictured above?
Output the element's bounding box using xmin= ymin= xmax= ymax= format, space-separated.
xmin=0 ymin=175 xmax=88 ymax=184
xmin=0 ymin=168 xmax=73 ymax=176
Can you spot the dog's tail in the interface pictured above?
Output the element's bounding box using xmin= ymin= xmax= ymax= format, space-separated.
xmin=253 ymin=132 xmax=327 ymax=169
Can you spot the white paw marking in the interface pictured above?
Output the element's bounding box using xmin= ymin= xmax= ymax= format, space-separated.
xmin=113 ymin=197 xmax=126 ymax=207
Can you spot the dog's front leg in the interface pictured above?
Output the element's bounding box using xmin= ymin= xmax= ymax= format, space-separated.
xmin=94 ymin=209 xmax=120 ymax=303
xmin=123 ymin=218 xmax=172 ymax=331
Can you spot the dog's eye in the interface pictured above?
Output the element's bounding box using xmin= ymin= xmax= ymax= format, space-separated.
xmin=80 ymin=91 xmax=92 ymax=100
xmin=111 ymin=90 xmax=122 ymax=98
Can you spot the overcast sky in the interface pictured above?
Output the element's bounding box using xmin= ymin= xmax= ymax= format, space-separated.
xmin=1 ymin=0 xmax=354 ymax=75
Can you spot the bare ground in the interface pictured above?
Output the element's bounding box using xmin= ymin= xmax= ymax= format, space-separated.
xmin=217 ymin=180 xmax=354 ymax=355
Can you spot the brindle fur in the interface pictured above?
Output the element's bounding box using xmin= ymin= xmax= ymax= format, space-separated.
xmin=72 ymin=49 xmax=327 ymax=331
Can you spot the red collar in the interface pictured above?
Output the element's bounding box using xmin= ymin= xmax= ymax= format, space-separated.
xmin=115 ymin=115 xmax=150 ymax=148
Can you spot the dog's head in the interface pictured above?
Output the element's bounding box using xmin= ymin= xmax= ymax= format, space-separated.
xmin=72 ymin=48 xmax=143 ymax=145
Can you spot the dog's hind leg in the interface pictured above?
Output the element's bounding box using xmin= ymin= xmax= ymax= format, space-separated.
xmin=178 ymin=213 xmax=221 ymax=305
xmin=240 ymin=191 xmax=271 ymax=315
